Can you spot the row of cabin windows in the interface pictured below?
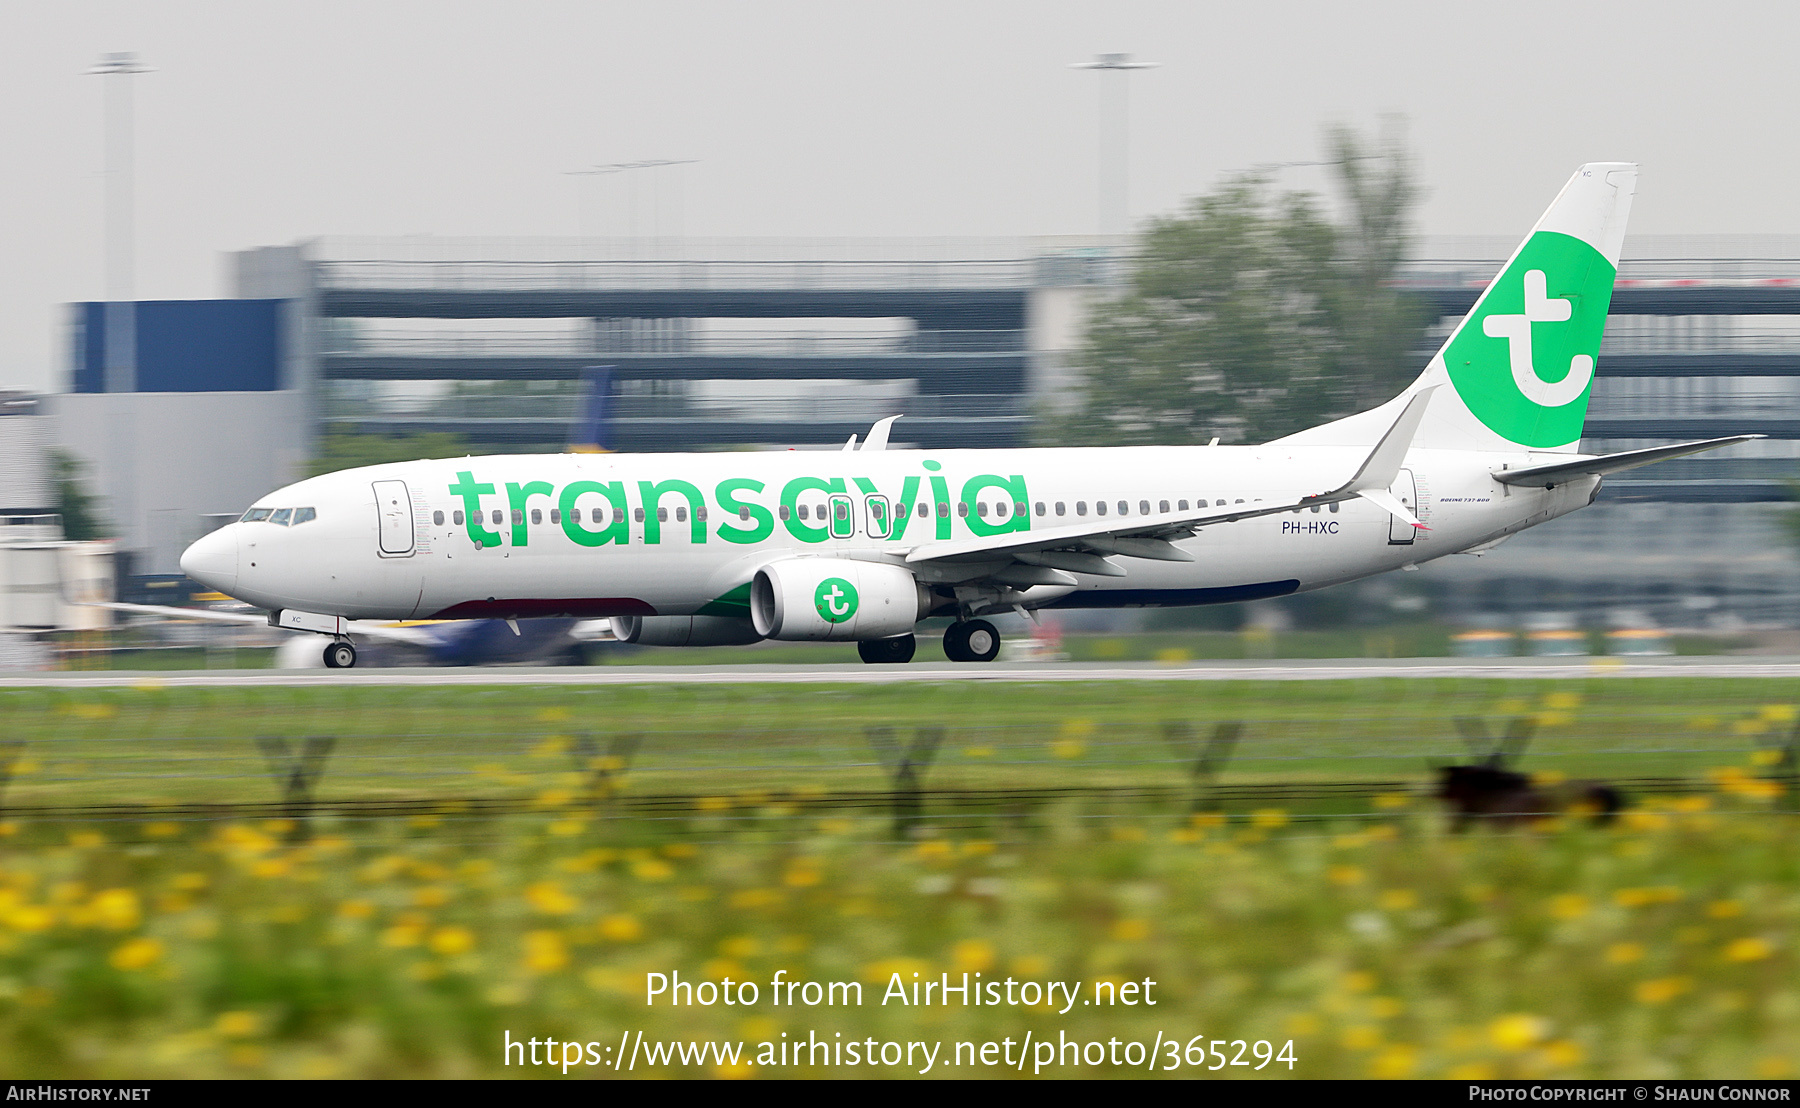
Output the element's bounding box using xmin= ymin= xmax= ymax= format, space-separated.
xmin=239 ymin=507 xmax=317 ymax=526
xmin=423 ymin=495 xmax=1342 ymax=531
xmin=430 ymin=506 xmax=710 ymax=527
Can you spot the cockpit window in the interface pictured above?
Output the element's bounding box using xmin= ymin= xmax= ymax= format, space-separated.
xmin=269 ymin=508 xmax=293 ymax=526
xmin=293 ymin=507 xmax=317 ymax=525
xmin=241 ymin=507 xmax=273 ymax=522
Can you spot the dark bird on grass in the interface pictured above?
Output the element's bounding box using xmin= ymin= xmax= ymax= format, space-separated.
xmin=1434 ymin=716 xmax=1624 ymax=829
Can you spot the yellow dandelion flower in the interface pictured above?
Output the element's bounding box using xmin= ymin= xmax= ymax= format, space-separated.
xmin=109 ymin=937 xmax=162 ymax=970
xmin=428 ymin=926 xmax=475 ymax=957
xmin=1756 ymin=1057 xmax=1792 ymax=1079
xmin=523 ymin=930 xmax=569 ymax=973
xmin=1343 ymin=971 xmax=1377 ymax=993
xmin=1544 ymin=1039 xmax=1585 ymax=1068
xmin=599 ymin=915 xmax=643 ymax=943
xmin=1548 ymin=894 xmax=1589 ymax=920
xmin=381 ymin=923 xmax=424 ymax=948
xmin=1286 ymin=1013 xmax=1321 ymax=1036
xmin=1489 ymin=1014 xmax=1547 ymax=1052
xmin=214 ymin=1011 xmax=260 ymax=1038
xmin=1328 ymin=865 xmax=1365 ymax=886
xmin=1635 ymin=977 xmax=1692 ymax=1004
xmin=412 ymin=886 xmax=450 ymax=909
xmin=783 ymin=863 xmax=822 ymax=888
xmin=1251 ymin=809 xmax=1289 ymax=829
xmin=1447 ymin=1063 xmax=1498 ymax=1080
xmin=1110 ymin=918 xmax=1150 ymax=942
xmin=1369 ymin=1044 xmax=1417 ymax=1078
xmin=1372 ymin=793 xmax=1411 ymax=810
xmin=1340 ymin=1025 xmax=1381 ymax=1051
xmin=1369 ymin=996 xmax=1404 ymax=1020
xmin=951 ymin=939 xmax=995 ymax=973
xmin=7 ymin=905 xmax=54 ymax=933
xmin=1378 ymin=889 xmax=1417 ymax=912
xmin=1613 ymin=888 xmax=1654 ymax=908
xmin=337 ymin=900 xmax=375 ymax=920
xmin=90 ymin=889 xmax=140 ymax=931
xmin=1707 ymin=900 xmax=1744 ymax=919
xmin=1048 ymin=738 xmax=1085 ymax=760
xmin=1606 ymin=942 xmax=1645 ymax=965
xmin=525 ymin=881 xmax=578 ymax=914
xmin=1723 ymin=937 xmax=1772 ymax=962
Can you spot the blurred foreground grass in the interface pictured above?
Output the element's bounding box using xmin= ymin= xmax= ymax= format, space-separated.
xmin=0 ymin=679 xmax=1794 ymax=1078
xmin=0 ymin=797 xmax=1793 ymax=1078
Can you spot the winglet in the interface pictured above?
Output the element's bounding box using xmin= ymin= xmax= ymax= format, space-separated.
xmin=1308 ymin=386 xmax=1435 ymax=502
xmin=862 ymin=415 xmax=902 ymax=452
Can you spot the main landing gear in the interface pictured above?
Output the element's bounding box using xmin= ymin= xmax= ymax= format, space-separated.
xmin=322 ymin=639 xmax=357 ymax=669
xmin=858 ymin=634 xmax=917 ymax=664
xmin=943 ymin=619 xmax=1001 ymax=663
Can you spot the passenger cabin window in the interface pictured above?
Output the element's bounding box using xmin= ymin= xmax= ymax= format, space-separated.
xmin=1329 ymin=502 xmax=1340 ymax=513
xmin=530 ymin=509 xmax=543 ymax=525
xmin=453 ymin=510 xmax=465 ymax=526
xmin=976 ymin=502 xmax=988 ymax=517
xmin=1056 ymin=502 xmax=1066 ymax=516
xmin=1178 ymin=500 xmax=1188 ymax=511
xmin=491 ymin=510 xmax=503 ymax=525
xmin=834 ymin=502 xmax=848 ymax=521
xmin=937 ymin=503 xmax=949 ymax=518
xmin=1035 ymin=502 xmax=1046 ymax=517
xmin=550 ymin=508 xmax=561 ymax=524
xmin=920 ymin=503 xmax=931 ymax=518
xmin=269 ymin=508 xmax=292 ymax=526
xmin=1118 ymin=501 xmax=1129 ymax=516
xmin=796 ymin=504 xmax=808 ymax=520
xmin=675 ymin=506 xmax=687 ymax=523
xmin=1096 ymin=502 xmax=1108 ymax=516
xmin=778 ymin=505 xmax=790 ymax=521
xmin=1014 ymin=502 xmax=1026 ymax=517
xmin=1158 ymin=500 xmax=1169 ymax=513
xmin=590 ymin=508 xmax=604 ymax=524
xmin=738 ymin=507 xmax=750 ymax=521
xmin=957 ymin=503 xmax=969 ymax=517
xmin=696 ymin=506 xmax=708 ymax=522
xmin=433 ymin=510 xmax=445 ymax=526
xmin=512 ymin=509 xmax=524 ymax=525
xmin=1076 ymin=502 xmax=1087 ymax=516
xmin=242 ymin=508 xmax=272 ymax=522
xmin=634 ymin=508 xmax=645 ymax=523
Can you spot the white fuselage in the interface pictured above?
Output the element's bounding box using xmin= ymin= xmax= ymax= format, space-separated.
xmin=181 ymin=444 xmax=1597 ymax=623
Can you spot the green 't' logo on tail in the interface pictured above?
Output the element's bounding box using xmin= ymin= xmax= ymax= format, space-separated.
xmin=1443 ymin=231 xmax=1616 ymax=448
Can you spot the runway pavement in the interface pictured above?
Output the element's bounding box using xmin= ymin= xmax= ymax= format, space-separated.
xmin=9 ymin=655 xmax=1800 ymax=688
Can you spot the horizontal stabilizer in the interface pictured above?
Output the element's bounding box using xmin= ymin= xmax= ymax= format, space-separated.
xmin=1359 ymin=488 xmax=1426 ymax=530
xmin=1494 ymin=435 xmax=1762 ymax=488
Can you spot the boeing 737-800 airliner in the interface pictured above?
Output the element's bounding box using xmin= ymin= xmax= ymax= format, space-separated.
xmin=179 ymin=163 xmax=1753 ymax=668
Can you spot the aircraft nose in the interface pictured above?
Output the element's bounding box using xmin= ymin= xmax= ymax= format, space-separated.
xmin=180 ymin=526 xmax=239 ymax=594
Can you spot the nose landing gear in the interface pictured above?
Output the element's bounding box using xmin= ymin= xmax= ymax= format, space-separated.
xmin=943 ymin=619 xmax=1001 ymax=663
xmin=323 ymin=640 xmax=357 ymax=669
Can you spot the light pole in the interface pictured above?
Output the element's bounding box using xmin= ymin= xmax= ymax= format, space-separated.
xmin=565 ymin=159 xmax=698 ymax=247
xmin=88 ymin=51 xmax=150 ymax=561
xmin=1069 ymin=52 xmax=1159 ymax=239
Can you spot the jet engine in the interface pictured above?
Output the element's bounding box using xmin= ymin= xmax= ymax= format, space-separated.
xmin=750 ymin=559 xmax=929 ymax=641
xmin=609 ymin=615 xmax=763 ymax=647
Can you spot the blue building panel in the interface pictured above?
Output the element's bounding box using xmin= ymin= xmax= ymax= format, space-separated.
xmin=73 ymin=299 xmax=287 ymax=392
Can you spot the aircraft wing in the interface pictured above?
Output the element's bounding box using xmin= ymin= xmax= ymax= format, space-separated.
xmin=91 ymin=602 xmax=441 ymax=646
xmin=1493 ymin=435 xmax=1762 ymax=488
xmin=903 ymin=388 xmax=1438 ymax=574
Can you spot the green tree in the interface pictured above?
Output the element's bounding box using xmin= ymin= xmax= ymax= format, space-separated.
xmin=308 ymin=429 xmax=471 ymax=477
xmin=50 ymin=450 xmax=106 ymax=541
xmin=1046 ymin=120 xmax=1428 ymax=446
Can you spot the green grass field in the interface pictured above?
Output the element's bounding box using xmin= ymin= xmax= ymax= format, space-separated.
xmin=0 ymin=678 xmax=1794 ymax=1078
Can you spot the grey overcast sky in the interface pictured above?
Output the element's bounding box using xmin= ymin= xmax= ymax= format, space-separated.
xmin=2 ymin=0 xmax=1796 ymax=392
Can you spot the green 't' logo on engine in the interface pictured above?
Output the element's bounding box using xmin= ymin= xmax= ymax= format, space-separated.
xmin=1442 ymin=231 xmax=1616 ymax=448
xmin=814 ymin=577 xmax=859 ymax=623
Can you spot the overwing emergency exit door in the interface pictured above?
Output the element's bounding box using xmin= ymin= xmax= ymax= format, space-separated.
xmin=1388 ymin=469 xmax=1418 ymax=546
xmin=373 ymin=480 xmax=415 ymax=556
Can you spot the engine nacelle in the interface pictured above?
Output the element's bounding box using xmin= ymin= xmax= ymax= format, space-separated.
xmin=750 ymin=559 xmax=928 ymax=641
xmin=610 ymin=615 xmax=763 ymax=647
